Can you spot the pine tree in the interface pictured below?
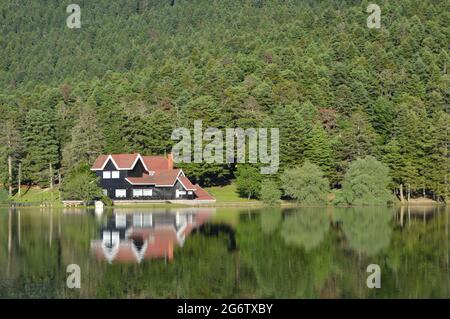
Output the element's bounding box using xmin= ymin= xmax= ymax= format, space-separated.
xmin=304 ymin=122 xmax=333 ymax=181
xmin=22 ymin=107 xmax=60 ymax=186
xmin=62 ymin=103 xmax=105 ymax=173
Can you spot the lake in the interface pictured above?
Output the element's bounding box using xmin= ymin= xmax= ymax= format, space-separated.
xmin=1 ymin=205 xmax=449 ymax=298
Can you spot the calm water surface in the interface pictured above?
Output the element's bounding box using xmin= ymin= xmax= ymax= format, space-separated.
xmin=0 ymin=205 xmax=449 ymax=298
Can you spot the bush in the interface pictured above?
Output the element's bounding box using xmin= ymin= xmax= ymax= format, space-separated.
xmin=60 ymin=164 xmax=102 ymax=203
xmin=280 ymin=161 xmax=329 ymax=205
xmin=334 ymin=156 xmax=392 ymax=206
xmin=259 ymin=180 xmax=281 ymax=205
xmin=235 ymin=165 xmax=261 ymax=199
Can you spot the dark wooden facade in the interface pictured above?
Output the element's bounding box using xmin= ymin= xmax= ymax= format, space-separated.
xmin=95 ymin=159 xmax=196 ymax=200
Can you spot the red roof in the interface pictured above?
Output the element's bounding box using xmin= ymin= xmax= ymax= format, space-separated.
xmin=142 ymin=155 xmax=171 ymax=170
xmin=178 ymin=176 xmax=197 ymax=190
xmin=126 ymin=169 xmax=181 ymax=186
xmin=91 ymin=153 xmax=171 ymax=171
xmin=193 ymin=184 xmax=215 ymax=201
xmin=91 ymin=155 xmax=109 ymax=170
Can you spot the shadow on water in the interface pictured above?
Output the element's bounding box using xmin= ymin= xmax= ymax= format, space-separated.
xmin=193 ymin=223 xmax=237 ymax=251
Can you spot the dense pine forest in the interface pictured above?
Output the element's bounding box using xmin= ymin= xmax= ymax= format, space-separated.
xmin=0 ymin=0 xmax=448 ymax=201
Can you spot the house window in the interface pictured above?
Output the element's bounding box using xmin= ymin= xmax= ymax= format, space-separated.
xmin=103 ymin=171 xmax=111 ymax=179
xmin=143 ymin=189 xmax=152 ymax=197
xmin=102 ymin=189 xmax=108 ymax=196
xmin=176 ymin=189 xmax=186 ymax=198
xmin=115 ymin=189 xmax=127 ymax=198
xmin=133 ymin=189 xmax=143 ymax=197
xmin=111 ymin=171 xmax=120 ymax=179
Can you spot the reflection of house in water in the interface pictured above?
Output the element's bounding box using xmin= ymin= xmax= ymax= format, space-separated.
xmin=90 ymin=209 xmax=215 ymax=263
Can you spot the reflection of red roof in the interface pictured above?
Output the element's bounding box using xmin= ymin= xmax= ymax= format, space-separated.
xmin=91 ymin=210 xmax=215 ymax=263
xmin=126 ymin=169 xmax=182 ymax=186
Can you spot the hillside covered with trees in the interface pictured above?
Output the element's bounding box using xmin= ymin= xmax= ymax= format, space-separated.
xmin=0 ymin=0 xmax=448 ymax=201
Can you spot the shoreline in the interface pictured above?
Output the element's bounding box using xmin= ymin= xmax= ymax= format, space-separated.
xmin=1 ymin=201 xmax=448 ymax=210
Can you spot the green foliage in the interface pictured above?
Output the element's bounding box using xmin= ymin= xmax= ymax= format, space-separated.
xmin=259 ymin=179 xmax=281 ymax=205
xmin=235 ymin=165 xmax=261 ymax=199
xmin=304 ymin=123 xmax=333 ymax=180
xmin=280 ymin=161 xmax=329 ymax=205
xmin=22 ymin=107 xmax=59 ymax=186
xmin=335 ymin=156 xmax=392 ymax=206
xmin=60 ymin=164 xmax=102 ymax=202
xmin=0 ymin=189 xmax=9 ymax=204
xmin=0 ymin=0 xmax=448 ymax=201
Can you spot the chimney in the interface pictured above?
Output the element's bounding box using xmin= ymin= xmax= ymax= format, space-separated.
xmin=168 ymin=152 xmax=174 ymax=169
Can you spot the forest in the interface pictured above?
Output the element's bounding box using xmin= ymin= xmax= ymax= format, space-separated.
xmin=0 ymin=0 xmax=448 ymax=202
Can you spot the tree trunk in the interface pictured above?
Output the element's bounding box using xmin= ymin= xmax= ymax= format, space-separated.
xmin=400 ymin=205 xmax=404 ymax=227
xmin=399 ymin=184 xmax=404 ymax=203
xmin=407 ymin=184 xmax=410 ymax=202
xmin=18 ymin=163 xmax=21 ymax=196
xmin=8 ymin=155 xmax=13 ymax=196
xmin=49 ymin=163 xmax=53 ymax=189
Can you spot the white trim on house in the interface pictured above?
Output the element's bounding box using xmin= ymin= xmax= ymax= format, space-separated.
xmin=125 ymin=178 xmax=155 ymax=185
xmin=91 ymin=155 xmax=120 ymax=171
xmin=91 ymin=153 xmax=150 ymax=171
xmin=177 ymin=176 xmax=196 ymax=191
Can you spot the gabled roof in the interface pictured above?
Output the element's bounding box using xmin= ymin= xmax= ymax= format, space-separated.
xmin=91 ymin=153 xmax=171 ymax=171
xmin=125 ymin=169 xmax=183 ymax=186
xmin=142 ymin=156 xmax=171 ymax=170
xmin=178 ymin=176 xmax=197 ymax=191
xmin=193 ymin=184 xmax=215 ymax=201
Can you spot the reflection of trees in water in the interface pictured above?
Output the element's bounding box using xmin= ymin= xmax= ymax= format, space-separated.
xmin=260 ymin=208 xmax=282 ymax=235
xmin=238 ymin=208 xmax=334 ymax=298
xmin=281 ymin=208 xmax=329 ymax=251
xmin=335 ymin=207 xmax=393 ymax=256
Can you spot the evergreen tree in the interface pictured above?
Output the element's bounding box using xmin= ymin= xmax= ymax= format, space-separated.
xmin=304 ymin=122 xmax=333 ymax=181
xmin=22 ymin=107 xmax=60 ymax=186
xmin=62 ymin=103 xmax=105 ymax=172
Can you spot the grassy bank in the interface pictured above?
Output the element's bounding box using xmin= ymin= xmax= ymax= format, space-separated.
xmin=4 ymin=184 xmax=446 ymax=209
xmin=10 ymin=186 xmax=63 ymax=207
xmin=205 ymin=184 xmax=260 ymax=204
